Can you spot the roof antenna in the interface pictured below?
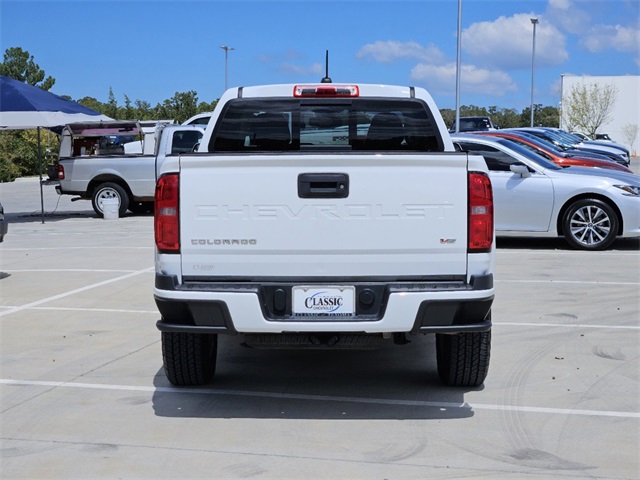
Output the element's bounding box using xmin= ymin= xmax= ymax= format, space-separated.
xmin=321 ymin=50 xmax=332 ymax=83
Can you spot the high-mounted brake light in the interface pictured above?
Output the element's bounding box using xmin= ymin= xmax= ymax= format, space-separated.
xmin=155 ymin=173 xmax=180 ymax=253
xmin=293 ymin=85 xmax=359 ymax=98
xmin=468 ymin=172 xmax=494 ymax=253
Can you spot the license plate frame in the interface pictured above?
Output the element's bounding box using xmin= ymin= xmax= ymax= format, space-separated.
xmin=292 ymin=286 xmax=356 ymax=316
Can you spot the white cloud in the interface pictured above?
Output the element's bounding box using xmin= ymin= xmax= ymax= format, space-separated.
xmin=462 ymin=13 xmax=569 ymax=70
xmin=279 ymin=63 xmax=323 ymax=76
xmin=548 ymin=0 xmax=571 ymax=9
xmin=580 ymin=25 xmax=640 ymax=53
xmin=257 ymin=50 xmax=323 ymax=77
xmin=356 ymin=40 xmax=446 ymax=64
xmin=545 ymin=0 xmax=591 ymax=35
xmin=410 ymin=62 xmax=517 ymax=97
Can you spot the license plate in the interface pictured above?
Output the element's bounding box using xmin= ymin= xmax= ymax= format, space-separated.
xmin=292 ymin=286 xmax=355 ymax=316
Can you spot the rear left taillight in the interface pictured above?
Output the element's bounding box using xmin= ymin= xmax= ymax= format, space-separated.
xmin=155 ymin=173 xmax=180 ymax=253
xmin=57 ymin=164 xmax=65 ymax=180
xmin=468 ymin=172 xmax=494 ymax=253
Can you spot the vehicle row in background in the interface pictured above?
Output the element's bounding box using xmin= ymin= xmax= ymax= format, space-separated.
xmin=453 ymin=133 xmax=639 ymax=250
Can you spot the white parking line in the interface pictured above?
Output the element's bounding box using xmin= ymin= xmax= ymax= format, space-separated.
xmin=497 ymin=250 xmax=639 ymax=256
xmin=497 ymin=280 xmax=639 ymax=286
xmin=2 ymin=269 xmax=147 ymax=273
xmin=0 ymin=267 xmax=154 ymax=318
xmin=0 ymin=306 xmax=158 ymax=314
xmin=497 ymin=322 xmax=639 ymax=330
xmin=1 ymin=246 xmax=153 ymax=251
xmin=2 ymin=379 xmax=637 ymax=419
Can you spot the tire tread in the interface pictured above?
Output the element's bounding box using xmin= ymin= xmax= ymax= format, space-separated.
xmin=436 ymin=330 xmax=491 ymax=387
xmin=161 ymin=332 xmax=217 ymax=386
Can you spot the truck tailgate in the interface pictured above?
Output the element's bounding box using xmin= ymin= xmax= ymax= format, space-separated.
xmin=179 ymin=154 xmax=469 ymax=279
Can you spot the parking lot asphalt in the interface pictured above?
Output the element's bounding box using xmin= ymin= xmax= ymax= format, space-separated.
xmin=1 ymin=175 xmax=639 ymax=479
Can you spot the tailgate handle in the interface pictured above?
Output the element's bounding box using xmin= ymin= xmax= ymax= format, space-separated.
xmin=298 ymin=173 xmax=349 ymax=198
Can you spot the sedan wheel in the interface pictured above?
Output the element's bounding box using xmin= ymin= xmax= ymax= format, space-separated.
xmin=562 ymin=198 xmax=618 ymax=250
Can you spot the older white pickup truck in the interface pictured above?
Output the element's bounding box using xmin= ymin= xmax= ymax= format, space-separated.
xmin=154 ymin=83 xmax=495 ymax=388
xmin=55 ymin=121 xmax=203 ymax=216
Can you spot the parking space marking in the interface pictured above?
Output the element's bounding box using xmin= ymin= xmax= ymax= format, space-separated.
xmin=1 ymin=246 xmax=153 ymax=251
xmin=497 ymin=279 xmax=639 ymax=286
xmin=2 ymin=269 xmax=147 ymax=273
xmin=0 ymin=267 xmax=154 ymax=318
xmin=2 ymin=379 xmax=638 ymax=419
xmin=497 ymin=250 xmax=639 ymax=256
xmin=0 ymin=306 xmax=158 ymax=314
xmin=497 ymin=322 xmax=639 ymax=329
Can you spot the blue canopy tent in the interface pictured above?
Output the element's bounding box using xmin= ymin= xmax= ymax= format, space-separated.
xmin=0 ymin=75 xmax=112 ymax=222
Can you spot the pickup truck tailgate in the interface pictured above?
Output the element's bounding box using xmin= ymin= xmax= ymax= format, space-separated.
xmin=179 ymin=154 xmax=469 ymax=278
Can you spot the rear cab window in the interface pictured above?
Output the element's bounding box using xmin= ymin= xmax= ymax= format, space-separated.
xmin=209 ymin=98 xmax=443 ymax=153
xmin=171 ymin=130 xmax=203 ymax=154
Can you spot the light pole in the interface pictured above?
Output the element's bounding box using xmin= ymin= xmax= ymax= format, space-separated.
xmin=530 ymin=18 xmax=538 ymax=127
xmin=454 ymin=0 xmax=462 ymax=133
xmin=220 ymin=45 xmax=234 ymax=91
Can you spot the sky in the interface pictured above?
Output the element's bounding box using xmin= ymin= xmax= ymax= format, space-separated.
xmin=1 ymin=0 xmax=638 ymax=112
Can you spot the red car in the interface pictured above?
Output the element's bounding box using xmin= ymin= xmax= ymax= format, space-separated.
xmin=475 ymin=131 xmax=633 ymax=173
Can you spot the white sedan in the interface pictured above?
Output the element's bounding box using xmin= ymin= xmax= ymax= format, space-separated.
xmin=452 ymin=134 xmax=640 ymax=250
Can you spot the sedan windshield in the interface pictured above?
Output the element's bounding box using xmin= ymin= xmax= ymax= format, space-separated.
xmin=532 ymin=130 xmax=575 ymax=150
xmin=511 ymin=132 xmax=566 ymax=155
xmin=495 ymin=138 xmax=562 ymax=171
xmin=550 ymin=129 xmax=583 ymax=145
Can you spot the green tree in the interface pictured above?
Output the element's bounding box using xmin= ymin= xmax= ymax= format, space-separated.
xmin=134 ymin=99 xmax=153 ymax=120
xmin=152 ymin=90 xmax=200 ymax=123
xmin=536 ymin=106 xmax=560 ymax=128
xmin=520 ymin=104 xmax=560 ymax=127
xmin=0 ymin=130 xmax=56 ymax=181
xmin=562 ymin=82 xmax=618 ymax=136
xmin=122 ymin=94 xmax=135 ymax=120
xmin=104 ymin=87 xmax=119 ymax=119
xmin=490 ymin=107 xmax=520 ymax=129
xmin=76 ymin=96 xmax=105 ymax=113
xmin=621 ymin=124 xmax=638 ymax=154
xmin=439 ymin=109 xmax=455 ymax=128
xmin=0 ymin=47 xmax=55 ymax=90
xmin=459 ymin=105 xmax=490 ymax=117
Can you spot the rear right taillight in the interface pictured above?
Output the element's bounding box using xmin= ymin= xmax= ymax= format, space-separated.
xmin=57 ymin=164 xmax=65 ymax=180
xmin=468 ymin=172 xmax=494 ymax=253
xmin=155 ymin=173 xmax=180 ymax=253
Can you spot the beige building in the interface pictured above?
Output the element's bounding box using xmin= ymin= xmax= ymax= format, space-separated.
xmin=560 ymin=74 xmax=640 ymax=155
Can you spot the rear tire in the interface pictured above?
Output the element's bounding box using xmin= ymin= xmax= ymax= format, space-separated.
xmin=91 ymin=182 xmax=129 ymax=218
xmin=161 ymin=332 xmax=217 ymax=386
xmin=436 ymin=329 xmax=491 ymax=387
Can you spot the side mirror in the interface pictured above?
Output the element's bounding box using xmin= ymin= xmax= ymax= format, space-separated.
xmin=510 ymin=164 xmax=531 ymax=177
xmin=192 ymin=142 xmax=200 ymax=153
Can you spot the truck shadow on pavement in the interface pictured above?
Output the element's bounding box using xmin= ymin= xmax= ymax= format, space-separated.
xmin=151 ymin=335 xmax=478 ymax=420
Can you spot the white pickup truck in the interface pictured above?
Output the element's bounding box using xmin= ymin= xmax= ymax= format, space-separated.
xmin=55 ymin=121 xmax=203 ymax=216
xmin=154 ymin=83 xmax=495 ymax=388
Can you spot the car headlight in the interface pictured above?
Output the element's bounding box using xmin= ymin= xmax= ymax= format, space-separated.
xmin=614 ymin=185 xmax=640 ymax=196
